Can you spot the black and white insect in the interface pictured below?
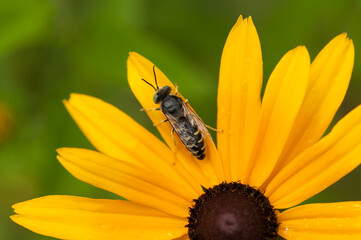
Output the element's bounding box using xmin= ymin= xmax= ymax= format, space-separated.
xmin=141 ymin=66 xmax=209 ymax=160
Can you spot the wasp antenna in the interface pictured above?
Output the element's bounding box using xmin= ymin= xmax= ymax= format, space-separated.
xmin=141 ymin=78 xmax=157 ymax=91
xmin=152 ymin=65 xmax=159 ymax=90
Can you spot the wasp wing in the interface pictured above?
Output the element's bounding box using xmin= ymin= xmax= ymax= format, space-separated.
xmin=161 ymin=97 xmax=209 ymax=159
xmin=163 ymin=107 xmax=194 ymax=146
xmin=162 ymin=98 xmax=210 ymax=144
xmin=179 ymin=100 xmax=211 ymax=140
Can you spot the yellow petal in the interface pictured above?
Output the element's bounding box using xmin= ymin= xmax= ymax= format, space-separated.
xmin=57 ymin=148 xmax=193 ymax=217
xmin=246 ymin=46 xmax=310 ymax=187
xmin=64 ymin=93 xmax=204 ymax=197
xmin=11 ymin=195 xmax=187 ymax=240
xmin=127 ymin=52 xmax=223 ymax=185
xmin=271 ymin=33 xmax=355 ymax=175
xmin=173 ymin=235 xmax=189 ymax=240
xmin=280 ymin=231 xmax=361 ymax=240
xmin=266 ymin=105 xmax=361 ymax=209
xmin=217 ymin=16 xmax=262 ymax=182
xmin=278 ymin=202 xmax=361 ymax=240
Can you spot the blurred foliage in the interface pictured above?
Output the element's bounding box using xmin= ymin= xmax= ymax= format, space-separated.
xmin=0 ymin=0 xmax=360 ymax=239
xmin=0 ymin=102 xmax=13 ymax=143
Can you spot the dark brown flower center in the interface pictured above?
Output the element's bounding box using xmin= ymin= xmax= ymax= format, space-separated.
xmin=187 ymin=182 xmax=278 ymax=240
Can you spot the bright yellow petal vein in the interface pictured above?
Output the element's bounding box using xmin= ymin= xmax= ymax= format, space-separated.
xmin=11 ymin=195 xmax=187 ymax=240
xmin=266 ymin=105 xmax=361 ymax=209
xmin=57 ymin=148 xmax=193 ymax=217
xmin=278 ymin=202 xmax=361 ymax=240
xmin=127 ymin=52 xmax=224 ymax=185
xmin=217 ymin=16 xmax=262 ymax=182
xmin=247 ymin=46 xmax=310 ymax=187
xmin=273 ymin=33 xmax=355 ymax=173
xmin=64 ymin=93 xmax=203 ymax=197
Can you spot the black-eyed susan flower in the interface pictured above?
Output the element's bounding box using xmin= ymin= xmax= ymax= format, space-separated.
xmin=11 ymin=15 xmax=360 ymax=239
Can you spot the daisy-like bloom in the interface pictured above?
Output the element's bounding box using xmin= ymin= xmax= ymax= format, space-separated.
xmin=11 ymin=15 xmax=360 ymax=239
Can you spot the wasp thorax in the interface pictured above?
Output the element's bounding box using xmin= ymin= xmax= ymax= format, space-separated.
xmin=187 ymin=182 xmax=279 ymax=240
xmin=161 ymin=97 xmax=181 ymax=114
xmin=153 ymin=86 xmax=171 ymax=103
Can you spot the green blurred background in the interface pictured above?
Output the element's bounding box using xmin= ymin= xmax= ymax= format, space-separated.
xmin=0 ymin=0 xmax=360 ymax=239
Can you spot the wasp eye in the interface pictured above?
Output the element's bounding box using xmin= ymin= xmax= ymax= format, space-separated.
xmin=163 ymin=86 xmax=171 ymax=95
xmin=153 ymin=94 xmax=161 ymax=103
xmin=153 ymin=86 xmax=172 ymax=103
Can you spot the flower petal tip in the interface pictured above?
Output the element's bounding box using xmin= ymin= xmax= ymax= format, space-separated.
xmin=128 ymin=52 xmax=136 ymax=60
xmin=68 ymin=93 xmax=89 ymax=101
xmin=294 ymin=45 xmax=307 ymax=52
xmin=345 ymin=37 xmax=354 ymax=51
xmin=56 ymin=147 xmax=68 ymax=155
xmin=235 ymin=15 xmax=255 ymax=27
xmin=10 ymin=214 xmax=19 ymax=223
xmin=11 ymin=202 xmax=23 ymax=212
xmin=327 ymin=33 xmax=355 ymax=64
xmin=236 ymin=15 xmax=244 ymax=22
xmin=56 ymin=147 xmax=83 ymax=158
xmin=69 ymin=93 xmax=79 ymax=99
xmin=329 ymin=33 xmax=354 ymax=49
xmin=335 ymin=32 xmax=353 ymax=44
xmin=339 ymin=32 xmax=348 ymax=37
xmin=247 ymin=16 xmax=254 ymax=24
xmin=128 ymin=51 xmax=138 ymax=57
xmin=62 ymin=99 xmax=71 ymax=112
xmin=11 ymin=203 xmax=17 ymax=210
xmin=128 ymin=52 xmax=145 ymax=64
xmin=289 ymin=45 xmax=310 ymax=62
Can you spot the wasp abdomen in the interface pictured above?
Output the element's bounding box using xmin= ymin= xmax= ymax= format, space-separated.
xmin=178 ymin=118 xmax=206 ymax=160
xmin=159 ymin=94 xmax=206 ymax=160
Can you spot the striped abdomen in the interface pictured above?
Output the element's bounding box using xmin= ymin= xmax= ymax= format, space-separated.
xmin=176 ymin=118 xmax=205 ymax=160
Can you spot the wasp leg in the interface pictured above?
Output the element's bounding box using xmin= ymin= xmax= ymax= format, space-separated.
xmin=153 ymin=119 xmax=168 ymax=126
xmin=171 ymin=127 xmax=176 ymax=147
xmin=174 ymin=83 xmax=179 ymax=95
xmin=205 ymin=124 xmax=223 ymax=132
xmin=190 ymin=113 xmax=223 ymax=132
xmin=171 ymin=128 xmax=177 ymax=165
xmin=184 ymin=99 xmax=188 ymax=104
xmin=140 ymin=107 xmax=161 ymax=111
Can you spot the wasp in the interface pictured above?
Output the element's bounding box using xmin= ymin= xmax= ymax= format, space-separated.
xmin=141 ymin=66 xmax=209 ymax=160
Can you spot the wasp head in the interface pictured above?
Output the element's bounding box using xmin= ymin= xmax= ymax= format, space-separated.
xmin=153 ymin=86 xmax=171 ymax=103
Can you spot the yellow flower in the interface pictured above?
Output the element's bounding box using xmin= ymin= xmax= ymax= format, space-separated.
xmin=11 ymin=15 xmax=360 ymax=239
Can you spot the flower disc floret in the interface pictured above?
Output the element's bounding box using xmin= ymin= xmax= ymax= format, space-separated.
xmin=187 ymin=182 xmax=279 ymax=240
